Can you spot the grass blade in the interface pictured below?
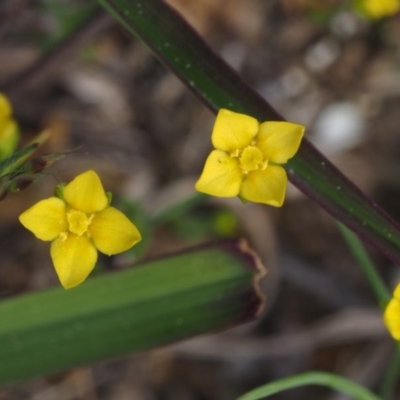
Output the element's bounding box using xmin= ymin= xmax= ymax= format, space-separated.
xmin=337 ymin=222 xmax=390 ymax=305
xmin=238 ymin=372 xmax=382 ymax=400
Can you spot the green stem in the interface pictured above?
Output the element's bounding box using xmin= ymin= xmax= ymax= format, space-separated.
xmin=1 ymin=9 xmax=110 ymax=97
xmin=238 ymin=372 xmax=382 ymax=400
xmin=337 ymin=222 xmax=390 ymax=305
xmin=150 ymin=193 xmax=207 ymax=226
xmin=380 ymin=349 xmax=400 ymax=400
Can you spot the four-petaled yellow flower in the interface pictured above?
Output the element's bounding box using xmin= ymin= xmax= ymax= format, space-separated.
xmin=19 ymin=170 xmax=141 ymax=289
xmin=195 ymin=109 xmax=304 ymax=207
xmin=384 ymin=283 xmax=400 ymax=339
xmin=355 ymin=0 xmax=400 ymax=19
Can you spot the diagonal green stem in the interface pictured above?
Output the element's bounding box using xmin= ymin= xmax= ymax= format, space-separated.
xmin=1 ymin=9 xmax=112 ymax=97
xmin=337 ymin=222 xmax=390 ymax=305
xmin=238 ymin=371 xmax=382 ymax=400
xmin=337 ymin=222 xmax=400 ymax=398
xmin=97 ymin=0 xmax=400 ymax=267
xmin=380 ymin=349 xmax=400 ymax=400
xmin=151 ymin=193 xmax=208 ymax=226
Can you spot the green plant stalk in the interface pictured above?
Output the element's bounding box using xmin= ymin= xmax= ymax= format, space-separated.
xmin=0 ymin=239 xmax=264 ymax=385
xmin=337 ymin=222 xmax=390 ymax=305
xmin=336 ymin=222 xmax=399 ymax=398
xmin=1 ymin=9 xmax=111 ymax=97
xmin=238 ymin=371 xmax=382 ymax=400
xmin=97 ymin=0 xmax=400 ymax=267
xmin=151 ymin=193 xmax=207 ymax=226
xmin=380 ymin=349 xmax=400 ymax=400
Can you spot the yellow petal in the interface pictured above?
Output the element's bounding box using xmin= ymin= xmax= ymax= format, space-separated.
xmin=257 ymin=121 xmax=304 ymax=164
xmin=19 ymin=197 xmax=67 ymax=241
xmin=393 ymin=283 xmax=400 ymax=300
xmin=195 ymin=150 xmax=242 ymax=197
xmin=384 ymin=296 xmax=400 ymax=339
xmin=212 ymin=109 xmax=259 ymax=153
xmin=89 ymin=207 xmax=142 ymax=255
xmin=0 ymin=93 xmax=12 ymax=120
xmin=240 ymin=165 xmax=287 ymax=207
xmin=63 ymin=170 xmax=108 ymax=213
xmin=51 ymin=233 xmax=97 ymax=289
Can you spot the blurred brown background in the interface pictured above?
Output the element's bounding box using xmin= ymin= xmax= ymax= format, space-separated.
xmin=0 ymin=0 xmax=399 ymax=399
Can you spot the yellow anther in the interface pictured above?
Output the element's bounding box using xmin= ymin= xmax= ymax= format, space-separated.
xmin=67 ymin=210 xmax=91 ymax=236
xmin=239 ymin=146 xmax=264 ymax=173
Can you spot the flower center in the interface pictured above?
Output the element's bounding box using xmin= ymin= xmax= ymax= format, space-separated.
xmin=67 ymin=210 xmax=92 ymax=236
xmin=239 ymin=146 xmax=266 ymax=173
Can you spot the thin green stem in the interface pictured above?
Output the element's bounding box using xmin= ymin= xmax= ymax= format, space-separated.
xmin=150 ymin=193 xmax=207 ymax=226
xmin=337 ymin=222 xmax=390 ymax=305
xmin=1 ymin=9 xmax=111 ymax=97
xmin=238 ymin=372 xmax=382 ymax=400
xmin=380 ymin=349 xmax=400 ymax=400
xmin=337 ymin=222 xmax=400 ymax=398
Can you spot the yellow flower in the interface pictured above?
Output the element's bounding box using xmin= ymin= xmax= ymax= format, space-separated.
xmin=384 ymin=283 xmax=400 ymax=339
xmin=195 ymin=109 xmax=304 ymax=207
xmin=0 ymin=93 xmax=12 ymax=120
xmin=0 ymin=93 xmax=18 ymax=160
xmin=0 ymin=119 xmax=18 ymax=160
xmin=355 ymin=0 xmax=400 ymax=19
xmin=19 ymin=170 xmax=141 ymax=289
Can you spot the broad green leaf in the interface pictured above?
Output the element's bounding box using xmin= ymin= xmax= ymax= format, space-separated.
xmin=97 ymin=0 xmax=400 ymax=266
xmin=0 ymin=239 xmax=264 ymax=385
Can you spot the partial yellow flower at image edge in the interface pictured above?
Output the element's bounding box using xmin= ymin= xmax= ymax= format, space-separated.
xmin=0 ymin=92 xmax=19 ymax=160
xmin=195 ymin=109 xmax=304 ymax=207
xmin=0 ymin=92 xmax=12 ymax=120
xmin=384 ymin=284 xmax=400 ymax=339
xmin=354 ymin=0 xmax=400 ymax=19
xmin=19 ymin=170 xmax=141 ymax=289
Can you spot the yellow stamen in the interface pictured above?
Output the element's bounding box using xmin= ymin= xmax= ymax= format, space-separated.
xmin=67 ymin=210 xmax=92 ymax=236
xmin=59 ymin=231 xmax=68 ymax=242
xmin=230 ymin=149 xmax=240 ymax=158
xmin=239 ymin=146 xmax=265 ymax=173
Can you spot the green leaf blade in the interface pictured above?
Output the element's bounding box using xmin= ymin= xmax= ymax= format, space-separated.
xmin=0 ymin=240 xmax=264 ymax=384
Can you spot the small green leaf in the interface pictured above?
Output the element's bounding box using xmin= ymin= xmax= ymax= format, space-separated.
xmin=0 ymin=143 xmax=38 ymax=178
xmin=106 ymin=191 xmax=112 ymax=205
xmin=7 ymin=173 xmax=44 ymax=193
xmin=54 ymin=182 xmax=67 ymax=201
